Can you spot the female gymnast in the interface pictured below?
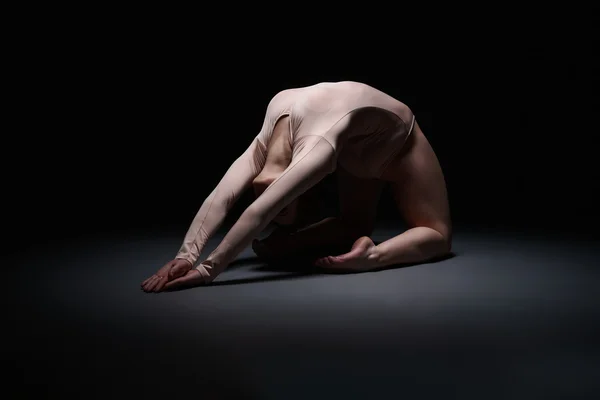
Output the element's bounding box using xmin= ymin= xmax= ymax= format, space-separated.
xmin=141 ymin=81 xmax=451 ymax=292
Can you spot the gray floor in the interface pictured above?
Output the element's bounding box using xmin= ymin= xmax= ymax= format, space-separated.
xmin=9 ymin=226 xmax=600 ymax=399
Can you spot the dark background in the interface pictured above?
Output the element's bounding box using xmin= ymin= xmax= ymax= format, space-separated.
xmin=5 ymin=9 xmax=599 ymax=399
xmin=13 ymin=21 xmax=597 ymax=250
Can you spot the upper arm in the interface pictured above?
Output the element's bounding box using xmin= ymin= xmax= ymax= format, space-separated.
xmin=256 ymin=89 xmax=294 ymax=147
xmin=213 ymin=136 xmax=266 ymax=209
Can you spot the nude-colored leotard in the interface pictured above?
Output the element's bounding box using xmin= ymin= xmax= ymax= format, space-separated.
xmin=176 ymin=81 xmax=415 ymax=277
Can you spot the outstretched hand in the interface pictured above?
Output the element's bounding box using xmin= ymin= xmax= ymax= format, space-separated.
xmin=141 ymin=258 xmax=192 ymax=293
xmin=164 ymin=262 xmax=217 ymax=290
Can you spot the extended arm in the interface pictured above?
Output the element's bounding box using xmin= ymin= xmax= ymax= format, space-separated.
xmin=197 ymin=135 xmax=336 ymax=279
xmin=175 ymin=137 xmax=266 ymax=266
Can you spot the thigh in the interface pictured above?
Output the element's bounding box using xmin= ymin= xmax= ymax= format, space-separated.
xmin=387 ymin=122 xmax=452 ymax=240
xmin=337 ymin=165 xmax=385 ymax=234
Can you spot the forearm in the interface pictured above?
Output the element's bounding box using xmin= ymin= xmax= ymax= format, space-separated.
xmin=202 ymin=206 xmax=269 ymax=270
xmin=176 ymin=188 xmax=229 ymax=266
xmin=200 ymin=136 xmax=335 ymax=273
xmin=201 ymin=135 xmax=336 ymax=273
xmin=176 ymin=138 xmax=266 ymax=266
xmin=370 ymin=227 xmax=451 ymax=268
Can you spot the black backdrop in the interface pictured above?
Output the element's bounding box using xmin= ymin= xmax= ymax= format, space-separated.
xmin=11 ymin=17 xmax=598 ymax=253
xmin=5 ymin=11 xmax=599 ymax=399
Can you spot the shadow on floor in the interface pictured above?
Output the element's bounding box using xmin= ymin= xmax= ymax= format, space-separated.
xmin=166 ymin=250 xmax=457 ymax=290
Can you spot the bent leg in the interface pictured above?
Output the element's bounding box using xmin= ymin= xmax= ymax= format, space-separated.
xmin=316 ymin=122 xmax=452 ymax=271
xmin=373 ymin=121 xmax=452 ymax=267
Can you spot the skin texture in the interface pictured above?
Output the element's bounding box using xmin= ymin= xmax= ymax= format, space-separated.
xmin=141 ymin=82 xmax=451 ymax=292
xmin=141 ymin=259 xmax=191 ymax=293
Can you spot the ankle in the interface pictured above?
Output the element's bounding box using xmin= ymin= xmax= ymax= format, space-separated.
xmin=367 ymin=243 xmax=383 ymax=266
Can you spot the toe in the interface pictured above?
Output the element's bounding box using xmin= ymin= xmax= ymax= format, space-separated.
xmin=315 ymin=257 xmax=328 ymax=267
xmin=328 ymin=256 xmax=344 ymax=266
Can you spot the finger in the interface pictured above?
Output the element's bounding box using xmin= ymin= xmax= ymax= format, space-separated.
xmin=142 ymin=276 xmax=154 ymax=286
xmin=155 ymin=276 xmax=169 ymax=292
xmin=142 ymin=276 xmax=157 ymax=292
xmin=146 ymin=276 xmax=162 ymax=292
xmin=152 ymin=276 xmax=168 ymax=292
xmin=142 ymin=274 xmax=156 ymax=286
xmin=142 ymin=277 xmax=155 ymax=292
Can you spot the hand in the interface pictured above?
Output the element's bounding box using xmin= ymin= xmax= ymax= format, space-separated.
xmin=141 ymin=258 xmax=192 ymax=293
xmin=165 ymin=262 xmax=217 ymax=290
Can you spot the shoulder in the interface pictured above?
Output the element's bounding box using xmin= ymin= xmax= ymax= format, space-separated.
xmin=269 ymin=88 xmax=296 ymax=104
xmin=261 ymin=89 xmax=295 ymax=115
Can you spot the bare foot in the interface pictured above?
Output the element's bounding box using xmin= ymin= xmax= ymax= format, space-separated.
xmin=314 ymin=236 xmax=378 ymax=271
